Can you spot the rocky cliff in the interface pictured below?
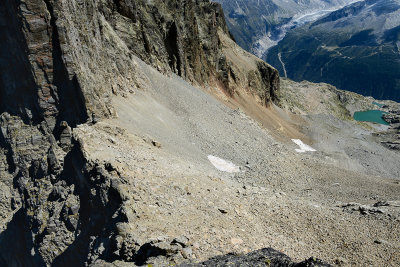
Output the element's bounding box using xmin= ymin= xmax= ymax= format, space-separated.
xmin=0 ymin=0 xmax=279 ymax=265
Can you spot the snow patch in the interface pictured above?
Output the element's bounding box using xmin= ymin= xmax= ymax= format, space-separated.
xmin=291 ymin=139 xmax=316 ymax=153
xmin=208 ymin=155 xmax=241 ymax=173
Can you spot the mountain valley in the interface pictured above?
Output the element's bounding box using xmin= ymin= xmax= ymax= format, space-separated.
xmin=266 ymin=0 xmax=400 ymax=102
xmin=214 ymin=0 xmax=357 ymax=57
xmin=0 ymin=0 xmax=399 ymax=266
xmin=217 ymin=0 xmax=400 ymax=102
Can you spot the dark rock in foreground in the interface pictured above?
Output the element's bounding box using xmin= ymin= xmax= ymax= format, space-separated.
xmin=179 ymin=248 xmax=331 ymax=267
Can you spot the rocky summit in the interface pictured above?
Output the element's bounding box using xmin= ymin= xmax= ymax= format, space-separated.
xmin=0 ymin=0 xmax=399 ymax=267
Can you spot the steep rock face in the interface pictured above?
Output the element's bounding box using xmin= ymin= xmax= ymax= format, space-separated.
xmin=0 ymin=0 xmax=279 ymax=266
xmin=218 ymin=31 xmax=280 ymax=105
xmin=0 ymin=1 xmax=146 ymax=264
xmin=109 ymin=0 xmax=228 ymax=85
xmin=1 ymin=0 xmax=279 ymax=126
xmin=107 ymin=0 xmax=279 ymax=103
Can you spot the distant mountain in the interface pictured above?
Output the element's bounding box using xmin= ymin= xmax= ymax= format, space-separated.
xmin=214 ymin=0 xmax=356 ymax=56
xmin=266 ymin=0 xmax=400 ymax=101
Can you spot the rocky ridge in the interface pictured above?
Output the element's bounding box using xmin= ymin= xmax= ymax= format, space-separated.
xmin=109 ymin=0 xmax=279 ymax=104
xmin=377 ymin=102 xmax=400 ymax=150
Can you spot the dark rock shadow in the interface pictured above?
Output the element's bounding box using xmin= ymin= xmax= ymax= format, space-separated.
xmin=52 ymin=146 xmax=125 ymax=267
xmin=0 ymin=0 xmax=42 ymax=125
xmin=0 ymin=209 xmax=46 ymax=267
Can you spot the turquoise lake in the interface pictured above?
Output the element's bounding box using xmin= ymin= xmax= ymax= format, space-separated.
xmin=372 ymin=101 xmax=385 ymax=108
xmin=353 ymin=110 xmax=389 ymax=125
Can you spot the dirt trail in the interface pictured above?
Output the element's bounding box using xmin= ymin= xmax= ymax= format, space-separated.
xmin=278 ymin=52 xmax=288 ymax=78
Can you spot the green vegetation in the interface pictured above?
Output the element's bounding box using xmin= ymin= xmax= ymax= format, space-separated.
xmin=265 ymin=0 xmax=400 ymax=102
xmin=267 ymin=28 xmax=400 ymax=102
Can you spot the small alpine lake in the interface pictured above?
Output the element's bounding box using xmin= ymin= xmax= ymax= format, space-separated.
xmin=353 ymin=110 xmax=389 ymax=125
xmin=372 ymin=101 xmax=385 ymax=108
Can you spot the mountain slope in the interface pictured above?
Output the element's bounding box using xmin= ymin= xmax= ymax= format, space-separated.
xmin=266 ymin=0 xmax=400 ymax=101
xmin=1 ymin=0 xmax=400 ymax=266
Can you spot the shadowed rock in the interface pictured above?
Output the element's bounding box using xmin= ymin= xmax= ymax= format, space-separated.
xmin=179 ymin=248 xmax=331 ymax=267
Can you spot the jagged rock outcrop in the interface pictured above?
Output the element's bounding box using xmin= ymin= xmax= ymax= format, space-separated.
xmin=378 ymin=103 xmax=400 ymax=150
xmin=93 ymin=248 xmax=332 ymax=266
xmin=179 ymin=248 xmax=332 ymax=267
xmin=0 ymin=0 xmax=280 ymax=266
xmin=108 ymin=0 xmax=280 ymax=104
xmin=0 ymin=112 xmax=127 ymax=265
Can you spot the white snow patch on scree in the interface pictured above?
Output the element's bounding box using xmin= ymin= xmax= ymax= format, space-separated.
xmin=207 ymin=155 xmax=241 ymax=173
xmin=291 ymin=139 xmax=316 ymax=153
